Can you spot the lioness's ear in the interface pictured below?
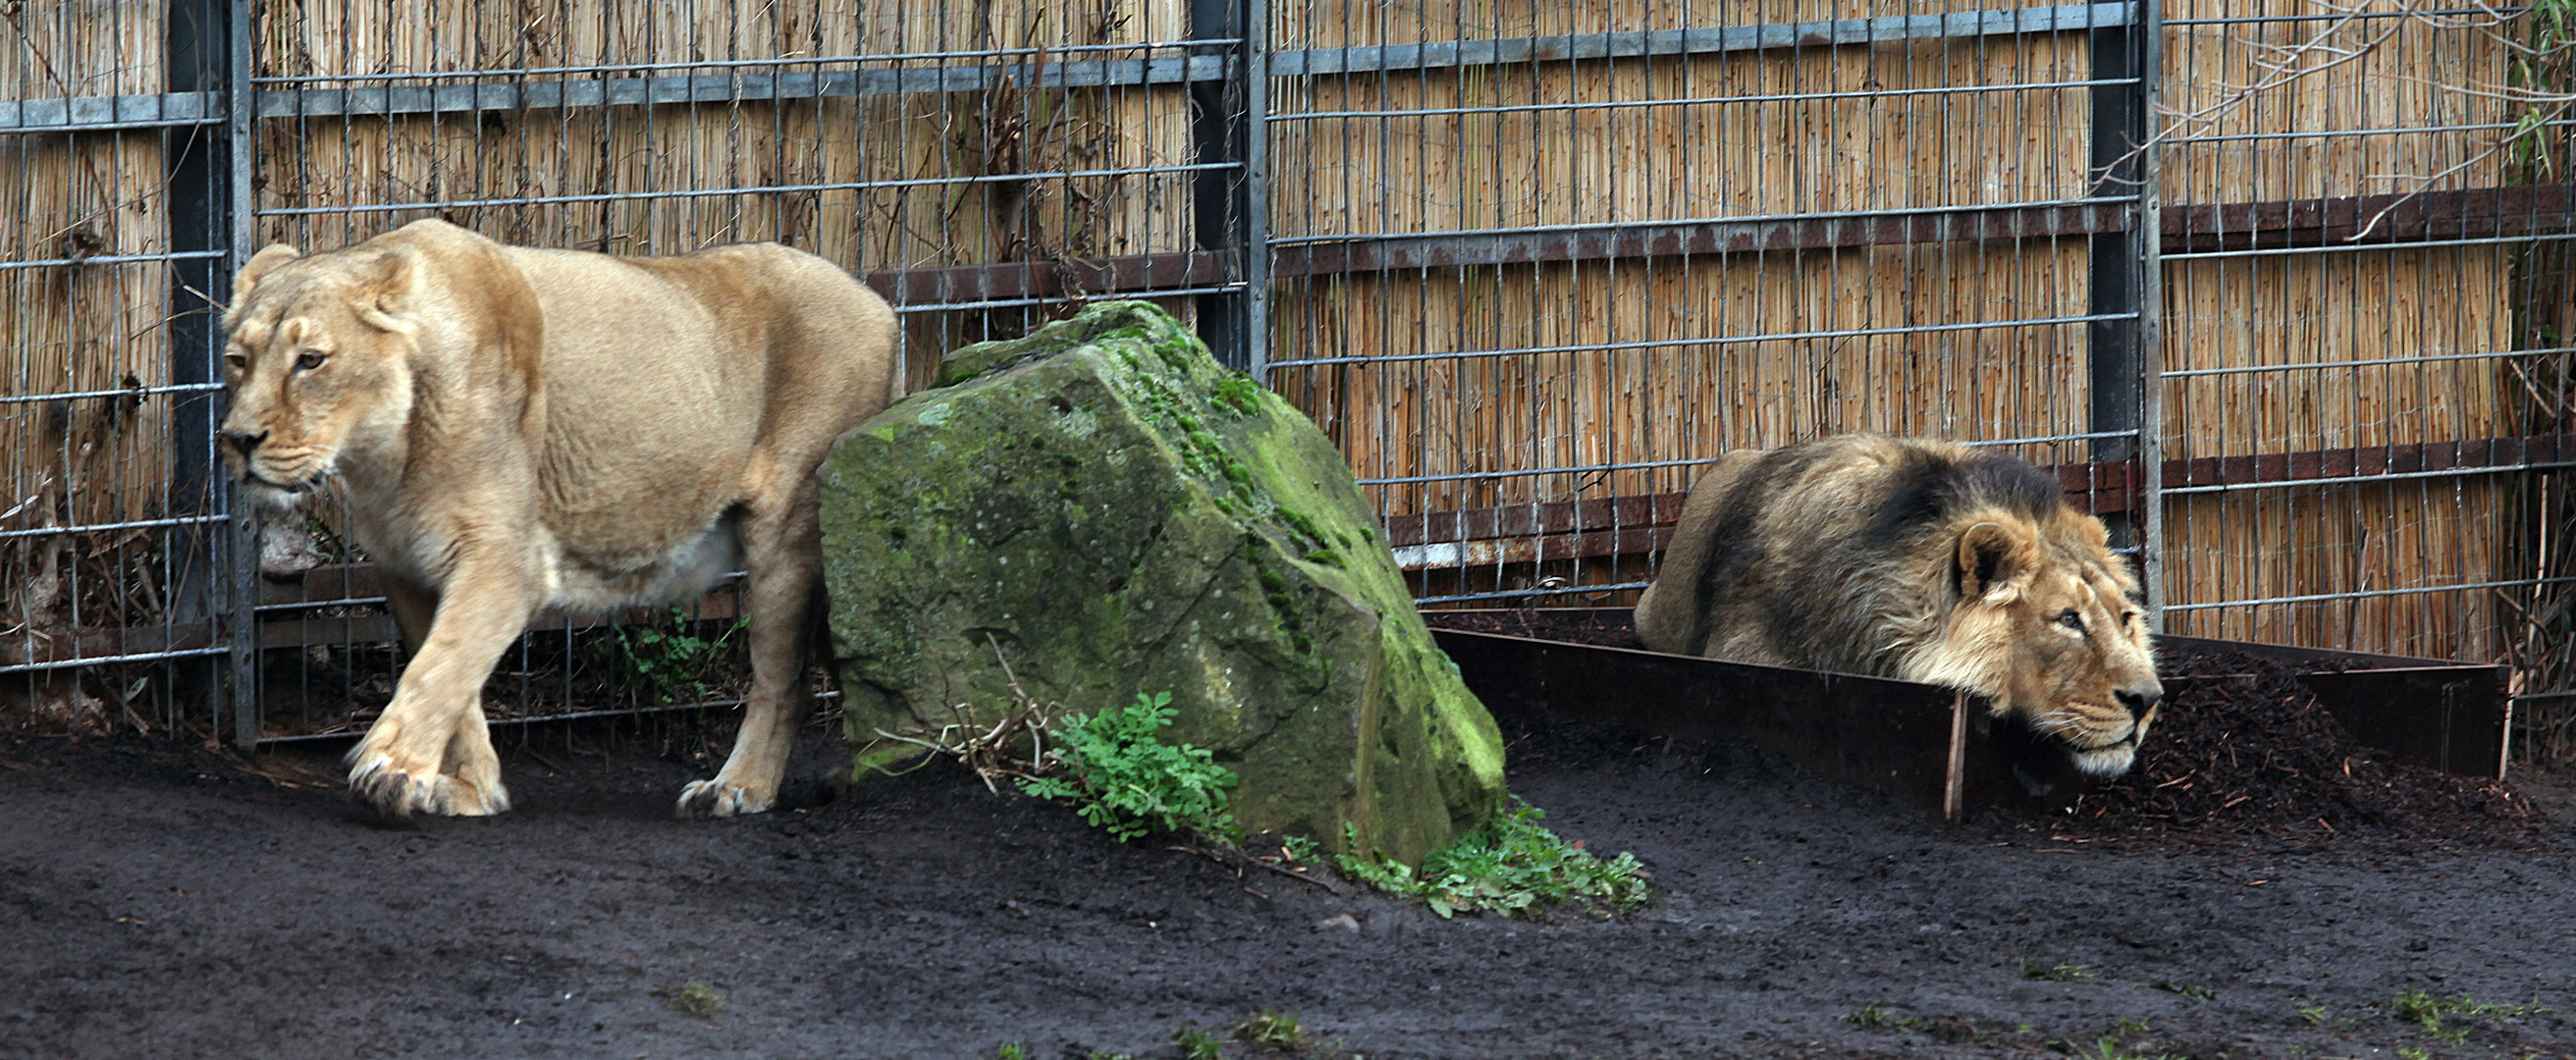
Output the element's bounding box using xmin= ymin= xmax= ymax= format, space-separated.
xmin=233 ymin=244 xmax=302 ymax=301
xmin=1955 ymin=521 xmax=2033 ymax=601
xmin=357 ymin=248 xmax=420 ymax=321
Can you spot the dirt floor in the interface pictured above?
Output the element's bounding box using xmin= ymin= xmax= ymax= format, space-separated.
xmin=7 ymin=704 xmax=2576 ymax=1060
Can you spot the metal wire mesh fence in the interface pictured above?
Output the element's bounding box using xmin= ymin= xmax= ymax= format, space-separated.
xmin=5 ymin=0 xmax=2572 ymax=757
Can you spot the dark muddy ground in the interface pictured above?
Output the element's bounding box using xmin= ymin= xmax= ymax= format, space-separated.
xmin=8 ymin=707 xmax=2576 ymax=1060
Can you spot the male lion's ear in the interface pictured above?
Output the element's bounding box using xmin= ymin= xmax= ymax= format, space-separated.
xmin=233 ymin=244 xmax=302 ymax=301
xmin=1955 ymin=520 xmax=2033 ymax=602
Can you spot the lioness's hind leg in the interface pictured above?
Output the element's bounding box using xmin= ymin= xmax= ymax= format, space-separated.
xmin=677 ymin=489 xmax=822 ymax=819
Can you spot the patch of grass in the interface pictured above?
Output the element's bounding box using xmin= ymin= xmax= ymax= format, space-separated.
xmin=665 ymin=980 xmax=724 ymax=1019
xmin=2298 ymin=1002 xmax=2332 ymax=1026
xmin=995 ymin=1044 xmax=1026 ymax=1060
xmin=1018 ymin=692 xmax=1238 ymax=843
xmin=2112 ymin=1018 xmax=2152 ymax=1035
xmin=2153 ymin=980 xmax=2218 ymax=1001
xmin=2392 ymin=988 xmax=2538 ymax=1042
xmin=1235 ymin=1009 xmax=1306 ymax=1050
xmin=1333 ymin=798 xmax=1650 ymax=918
xmin=2395 ymin=1048 xmax=2432 ymax=1060
xmin=2021 ymin=958 xmax=2098 ymax=982
xmin=1278 ymin=833 xmax=1321 ymax=865
xmin=2078 ymin=1035 xmax=2179 ymax=1060
xmin=1845 ymin=1002 xmax=1909 ymax=1030
xmin=1174 ymin=1024 xmax=1227 ymax=1060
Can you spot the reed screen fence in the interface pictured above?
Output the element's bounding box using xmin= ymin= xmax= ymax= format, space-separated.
xmin=5 ymin=1 xmax=2570 ymax=758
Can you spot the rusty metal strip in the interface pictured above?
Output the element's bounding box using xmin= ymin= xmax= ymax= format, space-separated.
xmin=2161 ymin=184 xmax=2576 ymax=253
xmin=861 ymin=251 xmax=1234 ymax=307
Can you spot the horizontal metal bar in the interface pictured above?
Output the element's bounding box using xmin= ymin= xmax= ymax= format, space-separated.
xmin=2164 ymin=229 xmax=2576 ymax=261
xmin=1415 ymin=581 xmax=1652 ymax=607
xmin=0 ymin=645 xmax=231 ymax=675
xmin=1273 ymin=312 xmax=2127 ymax=370
xmin=0 ymin=249 xmax=227 ymax=271
xmin=1274 ymin=198 xmax=2132 ymax=277
xmin=0 ymin=90 xmax=219 ymax=134
xmin=1272 ymin=196 xmax=2134 ymax=249
xmin=250 ymin=688 xmax=847 ymax=745
xmin=249 ymin=39 xmax=1231 ymax=82
xmin=1272 ymin=4 xmax=2128 ymax=77
xmin=863 ymin=251 xmax=1233 ymax=307
xmin=2165 ymin=575 xmax=2576 ymax=612
xmin=2165 ymin=7 xmax=2510 ymax=26
xmin=2163 ymin=460 xmax=2576 ymax=496
xmin=254 ymin=56 xmax=1227 ymax=119
xmin=1360 ymin=455 xmax=1719 ymax=487
xmin=0 ymin=382 xmax=222 ymax=405
xmin=252 ymin=161 xmax=1239 ymax=216
xmin=888 ymin=284 xmax=1242 ymax=314
xmin=1274 ymin=76 xmax=2133 ymax=121
xmin=0 ymin=514 xmax=225 ymax=541
xmin=2164 ymin=344 xmax=2576 ymax=378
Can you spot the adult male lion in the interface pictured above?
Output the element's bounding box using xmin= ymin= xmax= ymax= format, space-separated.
xmin=220 ymin=219 xmax=899 ymax=818
xmin=1635 ymin=434 xmax=2163 ymax=777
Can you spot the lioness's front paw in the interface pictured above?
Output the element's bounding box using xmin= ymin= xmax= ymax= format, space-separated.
xmin=675 ymin=778 xmax=774 ymax=820
xmin=348 ymin=754 xmax=511 ymax=818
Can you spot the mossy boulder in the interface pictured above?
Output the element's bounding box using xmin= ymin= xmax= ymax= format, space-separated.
xmin=819 ymin=301 xmax=1506 ymax=864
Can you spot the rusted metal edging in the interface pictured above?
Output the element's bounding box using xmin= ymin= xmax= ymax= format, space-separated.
xmin=1428 ymin=610 xmax=2513 ymax=819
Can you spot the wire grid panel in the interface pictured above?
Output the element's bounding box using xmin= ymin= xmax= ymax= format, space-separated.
xmin=1258 ymin=0 xmax=2145 ymax=607
xmin=240 ymin=0 xmax=1236 ymax=739
xmin=1 ymin=1 xmax=240 ymax=737
xmin=2156 ymin=2 xmax=2551 ymax=665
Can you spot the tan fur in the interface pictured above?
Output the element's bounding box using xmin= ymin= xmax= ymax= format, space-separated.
xmin=1636 ymin=434 xmax=2164 ymax=777
xmin=220 ymin=219 xmax=901 ymax=818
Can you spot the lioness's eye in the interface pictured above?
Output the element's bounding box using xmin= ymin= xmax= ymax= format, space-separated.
xmin=295 ymin=350 xmax=327 ymax=371
xmin=2057 ymin=610 xmax=2085 ymax=633
xmin=223 ymin=352 xmax=247 ymax=371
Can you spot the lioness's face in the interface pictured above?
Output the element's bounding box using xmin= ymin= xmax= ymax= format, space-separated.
xmin=220 ymin=245 xmax=417 ymax=506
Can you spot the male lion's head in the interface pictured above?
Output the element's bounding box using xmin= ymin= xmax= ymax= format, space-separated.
xmin=218 ymin=240 xmax=423 ymax=509
xmin=1917 ymin=507 xmax=2164 ymax=777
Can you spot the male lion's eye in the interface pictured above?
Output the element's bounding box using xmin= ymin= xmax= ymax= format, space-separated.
xmin=2057 ymin=610 xmax=2085 ymax=633
xmin=295 ymin=350 xmax=327 ymax=371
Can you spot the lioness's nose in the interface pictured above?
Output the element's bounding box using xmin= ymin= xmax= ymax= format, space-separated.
xmin=225 ymin=429 xmax=268 ymax=456
xmin=2117 ymin=686 xmax=2162 ymax=718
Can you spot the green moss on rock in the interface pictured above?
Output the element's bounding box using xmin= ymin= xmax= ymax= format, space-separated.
xmin=820 ymin=301 xmax=1506 ymax=864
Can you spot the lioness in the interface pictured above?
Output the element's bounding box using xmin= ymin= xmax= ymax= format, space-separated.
xmin=220 ymin=219 xmax=899 ymax=818
xmin=1635 ymin=434 xmax=2163 ymax=776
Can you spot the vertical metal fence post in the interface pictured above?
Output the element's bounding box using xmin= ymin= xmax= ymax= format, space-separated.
xmin=2086 ymin=2 xmax=2149 ymax=558
xmin=225 ymin=0 xmax=262 ymax=749
xmin=1240 ymin=0 xmax=1270 ymax=384
xmin=1188 ymin=0 xmax=1252 ymax=369
xmin=2134 ymin=0 xmax=2166 ymax=626
xmin=163 ymin=0 xmax=228 ymax=644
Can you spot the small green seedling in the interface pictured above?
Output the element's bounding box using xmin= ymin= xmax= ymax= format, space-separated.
xmin=1236 ymin=1009 xmax=1306 ymax=1050
xmin=1845 ymin=1002 xmax=1905 ymax=1029
xmin=2022 ymin=959 xmax=2098 ymax=982
xmin=1173 ymin=1024 xmax=1226 ymax=1060
xmin=994 ymin=1044 xmax=1026 ymax=1060
xmin=666 ymin=980 xmax=724 ymax=1019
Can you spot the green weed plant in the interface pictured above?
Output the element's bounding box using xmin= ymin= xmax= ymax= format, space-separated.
xmin=1018 ymin=692 xmax=1238 ymax=842
xmin=1334 ymin=798 xmax=1649 ymax=918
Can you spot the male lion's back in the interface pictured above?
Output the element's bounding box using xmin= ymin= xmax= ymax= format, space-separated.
xmin=1635 ymin=434 xmax=1983 ymax=671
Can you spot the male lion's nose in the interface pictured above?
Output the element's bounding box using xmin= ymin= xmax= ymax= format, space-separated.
xmin=226 ymin=429 xmax=268 ymax=456
xmin=2116 ymin=687 xmax=2162 ymax=718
